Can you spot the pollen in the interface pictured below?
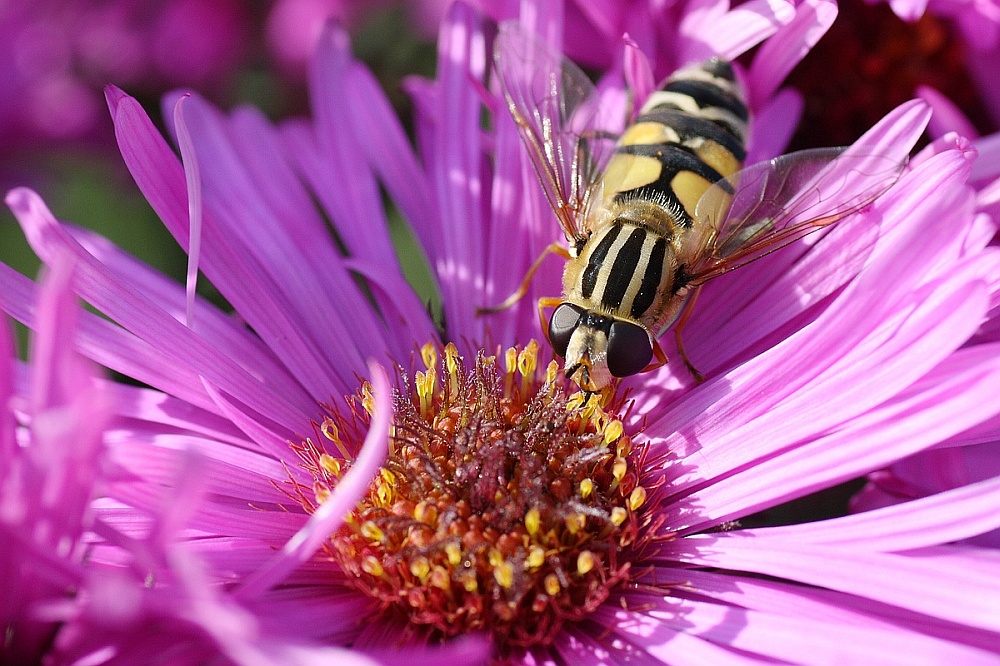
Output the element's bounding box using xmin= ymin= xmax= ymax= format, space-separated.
xmin=295 ymin=341 xmax=655 ymax=652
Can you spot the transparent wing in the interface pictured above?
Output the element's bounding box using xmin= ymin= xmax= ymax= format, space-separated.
xmin=682 ymin=147 xmax=906 ymax=284
xmin=493 ymin=22 xmax=619 ymax=242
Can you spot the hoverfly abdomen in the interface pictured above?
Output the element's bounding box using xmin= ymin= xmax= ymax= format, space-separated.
xmin=601 ymin=59 xmax=750 ymax=234
xmin=642 ymin=57 xmax=749 ymax=142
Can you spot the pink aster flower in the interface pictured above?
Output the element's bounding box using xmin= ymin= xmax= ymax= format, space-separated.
xmin=0 ymin=255 xmax=112 ymax=663
xmin=4 ymin=0 xmax=1000 ymax=663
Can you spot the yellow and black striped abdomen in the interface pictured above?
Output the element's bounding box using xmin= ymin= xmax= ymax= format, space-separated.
xmin=599 ymin=58 xmax=748 ymax=231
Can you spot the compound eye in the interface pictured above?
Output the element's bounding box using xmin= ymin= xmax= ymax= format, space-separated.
xmin=607 ymin=320 xmax=653 ymax=377
xmin=548 ymin=303 xmax=585 ymax=358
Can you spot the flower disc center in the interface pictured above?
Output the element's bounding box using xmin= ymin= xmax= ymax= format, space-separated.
xmin=300 ymin=342 xmax=651 ymax=649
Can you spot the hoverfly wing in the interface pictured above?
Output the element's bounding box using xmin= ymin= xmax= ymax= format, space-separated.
xmin=493 ymin=22 xmax=619 ymax=242
xmin=683 ymin=147 xmax=906 ymax=284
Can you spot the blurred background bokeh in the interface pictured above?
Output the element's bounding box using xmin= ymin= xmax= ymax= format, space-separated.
xmin=0 ymin=0 xmax=441 ymax=300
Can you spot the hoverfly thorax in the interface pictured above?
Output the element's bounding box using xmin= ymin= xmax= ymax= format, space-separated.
xmin=492 ymin=22 xmax=906 ymax=392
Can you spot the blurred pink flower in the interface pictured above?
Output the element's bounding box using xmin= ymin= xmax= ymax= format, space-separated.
xmin=266 ymin=0 xmax=389 ymax=75
xmin=875 ymin=0 xmax=1000 ymax=50
xmin=866 ymin=0 xmax=1000 ymax=137
xmin=0 ymin=0 xmax=249 ymax=147
xmin=0 ymin=255 xmax=113 ymax=663
xmin=3 ymin=0 xmax=1000 ymax=663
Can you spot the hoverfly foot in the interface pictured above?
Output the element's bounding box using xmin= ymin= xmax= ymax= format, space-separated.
xmin=684 ymin=359 xmax=705 ymax=385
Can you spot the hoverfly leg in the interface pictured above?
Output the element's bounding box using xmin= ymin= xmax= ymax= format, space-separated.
xmin=537 ymin=296 xmax=564 ymax=341
xmin=676 ymin=333 xmax=704 ymax=384
xmin=673 ymin=285 xmax=705 ymax=383
xmin=476 ymin=242 xmax=571 ymax=315
xmin=641 ymin=338 xmax=668 ymax=373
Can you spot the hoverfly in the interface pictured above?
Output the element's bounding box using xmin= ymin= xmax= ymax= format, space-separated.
xmin=485 ymin=23 xmax=905 ymax=393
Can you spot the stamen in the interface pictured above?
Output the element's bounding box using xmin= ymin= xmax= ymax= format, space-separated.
xmin=292 ymin=341 xmax=658 ymax=652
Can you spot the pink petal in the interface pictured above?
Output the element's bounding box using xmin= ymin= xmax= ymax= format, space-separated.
xmin=752 ymin=474 xmax=1000 ymax=550
xmin=918 ymin=85 xmax=980 ymax=141
xmin=676 ymin=534 xmax=1000 ymax=632
xmin=682 ymin=0 xmax=795 ymax=64
xmin=429 ymin=2 xmax=490 ymax=345
xmin=673 ymin=568 xmax=999 ymax=651
xmin=675 ymin=340 xmax=1000 ymax=531
xmin=748 ymin=0 xmax=838 ymax=108
xmin=5 ymin=188 xmax=314 ymax=438
xmin=603 ymin=593 xmax=999 ymax=664
xmin=585 ymin=606 xmax=766 ymax=665
xmin=745 ymin=86 xmax=803 ymax=162
xmin=235 ymin=363 xmax=391 ymax=601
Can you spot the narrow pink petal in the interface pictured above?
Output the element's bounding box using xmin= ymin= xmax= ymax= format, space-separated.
xmin=306 ymin=25 xmax=400 ymax=268
xmin=623 ymin=33 xmax=655 ymax=113
xmin=5 ymin=188 xmax=315 ymax=436
xmin=748 ymin=0 xmax=838 ymax=108
xmin=279 ymin=121 xmax=426 ymax=368
xmin=343 ymin=258 xmax=438 ymax=360
xmin=432 ymin=2 xmax=489 ymax=344
xmin=105 ymin=434 xmax=288 ymax=504
xmin=0 ymin=260 xmax=256 ymax=420
xmin=909 ymin=129 xmax=977 ymax=169
xmin=675 ymin=330 xmax=1000 ymax=531
xmin=749 ymin=474 xmax=1000 ymax=550
xmin=102 ymin=381 xmax=246 ymax=445
xmin=174 ymin=94 xmax=387 ymax=394
xmin=28 ymin=250 xmax=81 ymax=414
xmin=973 ymin=133 xmax=1000 ymax=183
xmin=234 ymin=363 xmax=391 ymax=601
xmin=672 ymin=568 xmax=1000 ymax=652
xmin=63 ymin=225 xmax=313 ymax=411
xmin=677 ymin=534 xmax=1000 ymax=632
xmin=682 ymin=0 xmax=795 ymax=64
xmin=918 ymin=85 xmax=980 ymax=140
xmin=243 ymin=586 xmax=370 ymax=639
xmin=588 ymin=604 xmax=772 ymax=665
xmin=602 ymin=594 xmax=999 ymax=664
xmin=745 ymin=87 xmax=802 ymax=162
xmin=198 ymin=375 xmax=311 ymax=463
xmin=109 ymin=87 xmax=375 ymax=398
xmin=172 ymin=95 xmax=203 ymax=330
xmin=341 ymin=44 xmax=437 ymax=258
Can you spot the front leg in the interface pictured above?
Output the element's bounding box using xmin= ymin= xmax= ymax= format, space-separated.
xmin=477 ymin=243 xmax=570 ymax=315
